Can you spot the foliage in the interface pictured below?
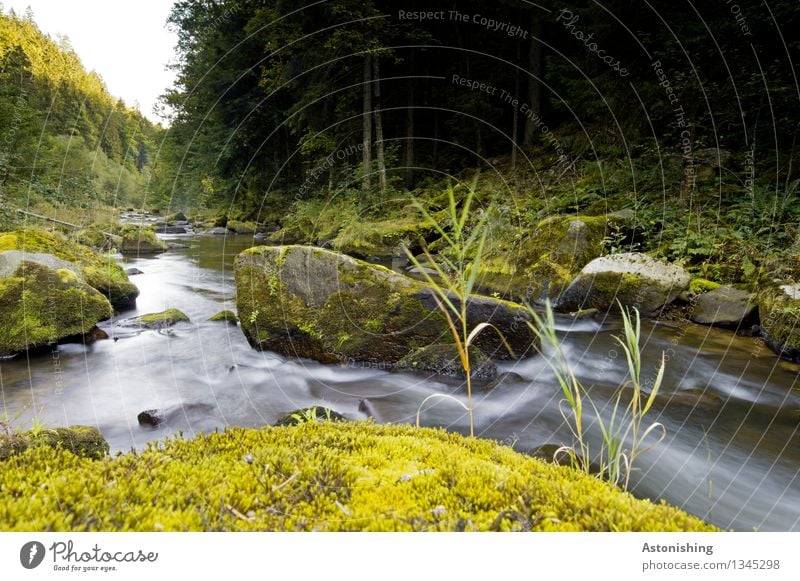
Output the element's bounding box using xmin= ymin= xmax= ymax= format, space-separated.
xmin=527 ymin=301 xmax=665 ymax=490
xmin=0 ymin=422 xmax=714 ymax=531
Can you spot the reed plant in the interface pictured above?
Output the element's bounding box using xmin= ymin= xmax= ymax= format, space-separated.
xmin=404 ymin=180 xmax=512 ymax=437
xmin=527 ymin=300 xmax=666 ymax=490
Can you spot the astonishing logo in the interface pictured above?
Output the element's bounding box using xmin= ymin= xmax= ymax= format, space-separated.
xmin=20 ymin=541 xmax=46 ymax=569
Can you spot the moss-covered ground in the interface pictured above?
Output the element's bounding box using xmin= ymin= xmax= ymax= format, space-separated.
xmin=0 ymin=422 xmax=715 ymax=532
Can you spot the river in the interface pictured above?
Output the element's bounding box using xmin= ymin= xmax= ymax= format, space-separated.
xmin=1 ymin=233 xmax=798 ymax=531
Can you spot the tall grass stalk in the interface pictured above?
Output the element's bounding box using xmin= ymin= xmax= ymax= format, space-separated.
xmin=404 ymin=180 xmax=512 ymax=437
xmin=527 ymin=300 xmax=666 ymax=490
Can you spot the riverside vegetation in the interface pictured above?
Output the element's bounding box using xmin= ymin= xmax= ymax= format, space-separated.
xmin=2 ymin=1 xmax=799 ymax=531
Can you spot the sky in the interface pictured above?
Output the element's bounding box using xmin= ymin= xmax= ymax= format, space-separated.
xmin=4 ymin=0 xmax=178 ymax=124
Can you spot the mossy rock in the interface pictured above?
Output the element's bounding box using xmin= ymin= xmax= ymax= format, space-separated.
xmin=477 ymin=214 xmax=632 ymax=301
xmin=332 ymin=210 xmax=434 ymax=258
xmin=0 ymin=422 xmax=714 ymax=531
xmin=0 ymin=426 xmax=108 ymax=461
xmin=234 ymin=245 xmax=535 ymax=365
xmin=169 ymin=211 xmax=188 ymax=222
xmin=273 ymin=407 xmax=347 ymax=426
xmin=119 ymin=227 xmax=168 ymax=254
xmin=121 ymin=308 xmax=190 ymax=330
xmin=208 ymin=310 xmax=238 ymax=324
xmin=557 ymin=252 xmax=691 ymax=316
xmin=226 ymin=220 xmax=258 ymax=235
xmin=689 ymin=286 xmax=757 ymax=328
xmin=0 ymin=261 xmax=113 ymax=353
xmin=0 ymin=230 xmax=138 ymax=309
xmin=758 ymin=283 xmax=800 ymax=361
xmin=394 ymin=344 xmax=497 ymax=381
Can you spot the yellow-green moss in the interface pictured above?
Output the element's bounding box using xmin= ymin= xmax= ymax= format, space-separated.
xmin=0 ymin=229 xmax=138 ymax=309
xmin=208 ymin=310 xmax=238 ymax=323
xmin=128 ymin=308 xmax=190 ymax=328
xmin=758 ymin=285 xmax=800 ymax=358
xmin=0 ymin=426 xmax=108 ymax=461
xmin=333 ymin=210 xmax=434 ymax=258
xmin=0 ymin=422 xmax=714 ymax=532
xmin=119 ymin=227 xmax=167 ymax=254
xmin=226 ymin=220 xmax=258 ymax=234
xmin=0 ymin=262 xmax=113 ymax=353
xmin=689 ymin=278 xmax=721 ymax=294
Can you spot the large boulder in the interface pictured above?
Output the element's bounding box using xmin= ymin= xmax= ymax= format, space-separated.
xmin=477 ymin=213 xmax=634 ymax=301
xmin=556 ymin=252 xmax=690 ymax=316
xmin=689 ymin=285 xmax=757 ymax=328
xmin=0 ymin=230 xmax=138 ymax=309
xmin=234 ymin=245 xmax=535 ymax=365
xmin=758 ymin=283 xmax=800 ymax=361
xmin=0 ymin=260 xmax=113 ymax=354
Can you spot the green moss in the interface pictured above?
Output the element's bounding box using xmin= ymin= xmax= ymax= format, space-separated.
xmin=0 ymin=261 xmax=113 ymax=353
xmin=478 ymin=214 xmax=628 ymax=300
xmin=395 ymin=344 xmax=496 ymax=381
xmin=119 ymin=227 xmax=167 ymax=254
xmin=226 ymin=220 xmax=258 ymax=234
xmin=208 ymin=310 xmax=238 ymax=323
xmin=128 ymin=308 xmax=190 ymax=329
xmin=333 ymin=210 xmax=434 ymax=257
xmin=0 ymin=229 xmax=138 ymax=309
xmin=0 ymin=426 xmax=108 ymax=461
xmin=0 ymin=422 xmax=714 ymax=532
xmin=758 ymin=285 xmax=800 ymax=357
xmin=689 ymin=278 xmax=721 ymax=294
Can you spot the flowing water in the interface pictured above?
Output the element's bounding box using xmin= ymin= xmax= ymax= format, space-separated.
xmin=1 ymin=234 xmax=799 ymax=531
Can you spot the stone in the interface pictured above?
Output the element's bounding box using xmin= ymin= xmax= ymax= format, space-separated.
xmin=126 ymin=268 xmax=144 ymax=276
xmin=234 ymin=245 xmax=536 ymax=365
xmin=689 ymin=285 xmax=756 ymax=328
xmin=758 ymin=283 xmax=800 ymax=361
xmin=556 ymin=252 xmax=691 ymax=316
xmin=394 ymin=344 xmax=498 ymax=381
xmin=0 ymin=426 xmax=109 ymax=461
xmin=0 ymin=260 xmax=113 ymax=354
xmin=208 ymin=310 xmax=238 ymax=324
xmin=120 ymin=308 xmax=190 ymax=330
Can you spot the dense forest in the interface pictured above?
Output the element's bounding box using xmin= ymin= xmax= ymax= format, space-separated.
xmin=145 ymin=0 xmax=799 ymax=285
xmin=0 ymin=7 xmax=159 ymax=227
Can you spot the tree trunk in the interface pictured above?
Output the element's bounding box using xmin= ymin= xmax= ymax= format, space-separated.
xmin=405 ymin=50 xmax=415 ymax=187
xmin=523 ymin=15 xmax=543 ymax=146
xmin=362 ymin=53 xmax=372 ymax=195
xmin=373 ymin=53 xmax=387 ymax=196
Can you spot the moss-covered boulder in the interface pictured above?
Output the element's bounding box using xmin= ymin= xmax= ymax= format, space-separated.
xmin=332 ymin=211 xmax=434 ymax=258
xmin=0 ymin=260 xmax=113 ymax=353
xmin=0 ymin=426 xmax=108 ymax=461
xmin=394 ymin=344 xmax=497 ymax=381
xmin=690 ymin=285 xmax=757 ymax=328
xmin=226 ymin=220 xmax=258 ymax=235
xmin=208 ymin=310 xmax=238 ymax=324
xmin=234 ymin=245 xmax=535 ymax=364
xmin=758 ymin=283 xmax=800 ymax=361
xmin=121 ymin=308 xmax=190 ymax=330
xmin=119 ymin=227 xmax=168 ymax=254
xmin=556 ymin=252 xmax=691 ymax=316
xmin=477 ymin=214 xmax=632 ymax=301
xmin=0 ymin=230 xmax=138 ymax=309
xmin=0 ymin=422 xmax=714 ymax=531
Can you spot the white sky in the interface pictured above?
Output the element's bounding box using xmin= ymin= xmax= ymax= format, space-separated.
xmin=3 ymin=0 xmax=178 ymax=124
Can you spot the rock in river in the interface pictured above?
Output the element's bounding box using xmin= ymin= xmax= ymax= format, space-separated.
xmin=234 ymin=245 xmax=536 ymax=365
xmin=689 ymin=285 xmax=757 ymax=328
xmin=758 ymin=282 xmax=800 ymax=361
xmin=120 ymin=308 xmax=190 ymax=330
xmin=394 ymin=343 xmax=497 ymax=381
xmin=556 ymin=252 xmax=690 ymax=316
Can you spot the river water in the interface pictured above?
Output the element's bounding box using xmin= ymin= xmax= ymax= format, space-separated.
xmin=1 ymin=234 xmax=798 ymax=531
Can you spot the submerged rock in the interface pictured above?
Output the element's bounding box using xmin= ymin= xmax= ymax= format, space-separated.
xmin=758 ymin=283 xmax=800 ymax=361
xmin=394 ymin=344 xmax=497 ymax=381
xmin=120 ymin=308 xmax=190 ymax=330
xmin=137 ymin=402 xmax=216 ymax=428
xmin=0 ymin=260 xmax=113 ymax=354
xmin=0 ymin=425 xmax=109 ymax=461
xmin=126 ymin=268 xmax=144 ymax=276
xmin=234 ymin=245 xmax=535 ymax=365
xmin=689 ymin=285 xmax=757 ymax=328
xmin=556 ymin=252 xmax=690 ymax=316
xmin=0 ymin=229 xmax=138 ymax=309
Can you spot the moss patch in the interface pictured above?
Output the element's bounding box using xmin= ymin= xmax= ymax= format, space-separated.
xmin=0 ymin=229 xmax=138 ymax=309
xmin=208 ymin=310 xmax=238 ymax=323
xmin=758 ymin=284 xmax=800 ymax=359
xmin=0 ymin=426 xmax=109 ymax=461
xmin=119 ymin=226 xmax=167 ymax=254
xmin=0 ymin=422 xmax=714 ymax=532
xmin=226 ymin=220 xmax=258 ymax=234
xmin=0 ymin=261 xmax=113 ymax=353
xmin=125 ymin=308 xmax=190 ymax=329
